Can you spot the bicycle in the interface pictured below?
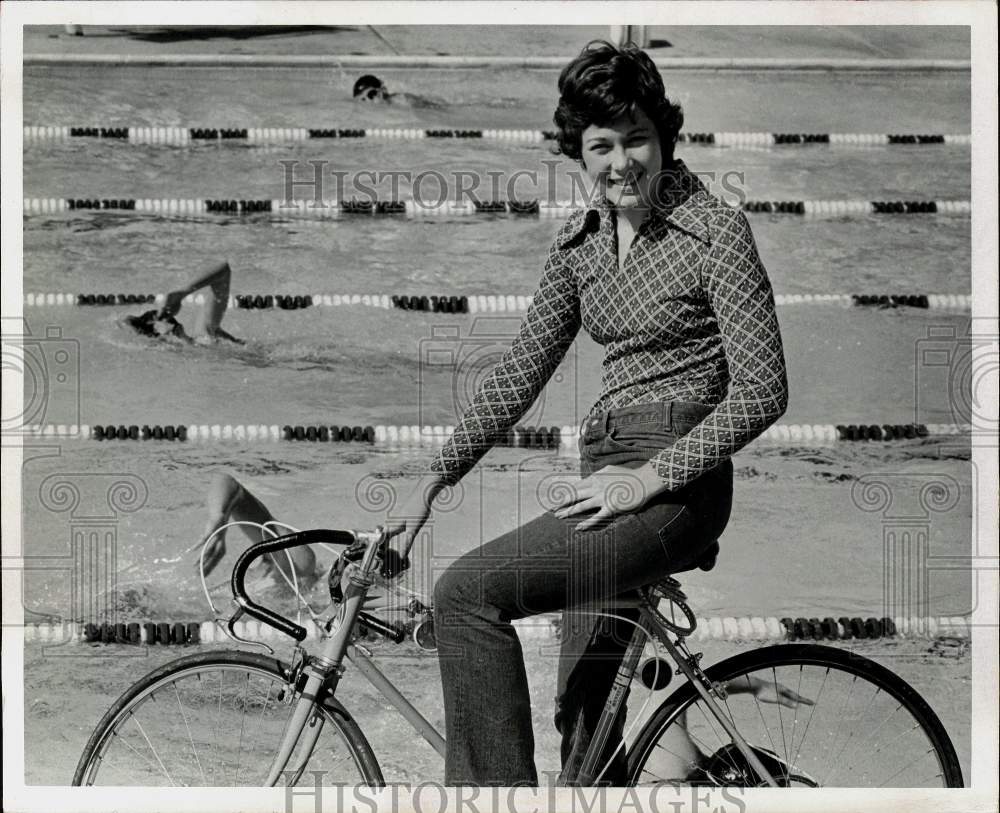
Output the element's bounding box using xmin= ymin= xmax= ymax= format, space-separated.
xmin=73 ymin=526 xmax=965 ymax=788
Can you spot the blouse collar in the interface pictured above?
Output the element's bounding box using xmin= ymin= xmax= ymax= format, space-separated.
xmin=558 ymin=159 xmax=712 ymax=248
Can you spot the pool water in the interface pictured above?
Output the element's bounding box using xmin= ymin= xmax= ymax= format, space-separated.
xmin=19 ymin=62 xmax=974 ymax=627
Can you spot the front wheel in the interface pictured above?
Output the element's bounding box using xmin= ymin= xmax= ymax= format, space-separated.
xmin=73 ymin=650 xmax=384 ymax=787
xmin=628 ymin=643 xmax=963 ymax=788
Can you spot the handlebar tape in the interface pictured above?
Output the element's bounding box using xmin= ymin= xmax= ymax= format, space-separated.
xmin=358 ymin=612 xmax=406 ymax=644
xmin=231 ymin=529 xmax=355 ymax=641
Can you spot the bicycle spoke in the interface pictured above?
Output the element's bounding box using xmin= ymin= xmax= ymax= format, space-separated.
xmin=772 ymin=667 xmax=790 ymax=769
xmin=211 ymin=669 xmax=225 ymax=784
xmin=243 ymin=678 xmax=277 ymax=772
xmin=839 ymin=700 xmax=921 ymax=784
xmin=878 ymin=748 xmax=942 ymax=788
xmin=234 ymin=672 xmax=251 ymax=785
xmin=817 ymin=672 xmax=859 ymax=770
xmin=743 ymin=673 xmax=781 ymax=759
xmin=870 ymin=723 xmax=933 ymax=786
xmin=107 ymin=724 xmax=166 ymax=777
xmin=790 ymin=665 xmax=830 ymax=775
xmin=131 ymin=714 xmax=180 ymax=786
xmin=786 ymin=665 xmax=805 ymax=775
xmin=172 ymin=682 xmax=208 ymax=785
xmin=641 ymin=740 xmax=702 ymax=783
xmin=826 ymin=683 xmax=883 ymax=785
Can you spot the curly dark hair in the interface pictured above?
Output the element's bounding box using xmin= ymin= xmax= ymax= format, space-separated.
xmin=553 ymin=41 xmax=684 ymax=164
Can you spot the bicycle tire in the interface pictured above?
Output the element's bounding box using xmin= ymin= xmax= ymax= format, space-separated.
xmin=627 ymin=643 xmax=963 ymax=788
xmin=72 ymin=649 xmax=384 ymax=787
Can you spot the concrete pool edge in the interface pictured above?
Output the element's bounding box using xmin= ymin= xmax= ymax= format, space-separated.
xmin=23 ymin=53 xmax=973 ymax=71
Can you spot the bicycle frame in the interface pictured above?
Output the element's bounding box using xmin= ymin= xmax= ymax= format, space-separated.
xmin=238 ymin=529 xmax=777 ymax=788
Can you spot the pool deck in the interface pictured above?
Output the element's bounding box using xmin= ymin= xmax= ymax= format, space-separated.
xmin=25 ymin=24 xmax=970 ymax=61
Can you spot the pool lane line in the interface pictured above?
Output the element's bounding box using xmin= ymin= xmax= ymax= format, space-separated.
xmin=22 ymin=197 xmax=973 ymax=218
xmin=22 ymin=126 xmax=973 ymax=147
xmin=21 ymin=614 xmax=972 ymax=645
xmin=19 ymin=422 xmax=970 ymax=446
xmin=21 ymin=292 xmax=975 ymax=311
xmin=23 ymin=54 xmax=973 ymax=71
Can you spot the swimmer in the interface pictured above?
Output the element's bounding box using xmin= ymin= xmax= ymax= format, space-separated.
xmin=352 ymin=74 xmax=447 ymax=109
xmin=353 ymin=74 xmax=390 ymax=102
xmin=122 ymin=261 xmax=245 ymax=345
xmin=196 ymin=473 xmax=322 ymax=593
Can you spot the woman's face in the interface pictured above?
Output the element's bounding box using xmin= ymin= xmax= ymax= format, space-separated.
xmin=580 ymin=108 xmax=663 ymax=210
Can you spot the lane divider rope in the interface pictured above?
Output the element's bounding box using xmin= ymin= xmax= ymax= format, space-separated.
xmin=22 ymin=292 xmax=974 ymax=311
xmin=22 ymin=197 xmax=972 ymax=218
xmin=22 ymin=126 xmax=973 ymax=148
xmin=18 ymin=422 xmax=970 ymax=446
xmin=21 ymin=614 xmax=972 ymax=645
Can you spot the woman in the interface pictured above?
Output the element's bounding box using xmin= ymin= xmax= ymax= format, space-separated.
xmin=388 ymin=41 xmax=789 ymax=786
xmin=122 ymin=261 xmax=244 ymax=345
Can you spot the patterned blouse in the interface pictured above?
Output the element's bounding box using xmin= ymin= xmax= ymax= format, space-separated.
xmin=429 ymin=160 xmax=788 ymax=493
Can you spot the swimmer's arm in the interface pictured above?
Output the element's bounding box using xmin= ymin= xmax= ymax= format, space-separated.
xmin=173 ymin=322 xmax=194 ymax=344
xmin=160 ymin=261 xmax=232 ymax=317
xmin=211 ymin=326 xmax=246 ymax=345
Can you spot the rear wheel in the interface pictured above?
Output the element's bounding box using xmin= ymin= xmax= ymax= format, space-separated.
xmin=73 ymin=650 xmax=383 ymax=787
xmin=628 ymin=644 xmax=963 ymax=788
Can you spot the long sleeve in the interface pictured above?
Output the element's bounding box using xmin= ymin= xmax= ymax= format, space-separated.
xmin=648 ymin=208 xmax=788 ymax=491
xmin=429 ymin=245 xmax=581 ymax=486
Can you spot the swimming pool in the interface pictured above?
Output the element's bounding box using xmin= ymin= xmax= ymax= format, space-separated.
xmin=19 ymin=61 xmax=974 ymax=628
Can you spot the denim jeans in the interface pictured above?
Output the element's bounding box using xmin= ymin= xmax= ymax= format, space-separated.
xmin=433 ymin=400 xmax=734 ymax=786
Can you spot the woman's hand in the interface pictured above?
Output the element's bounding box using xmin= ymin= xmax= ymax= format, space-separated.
xmin=384 ymin=474 xmax=449 ymax=560
xmin=552 ymin=463 xmax=666 ymax=531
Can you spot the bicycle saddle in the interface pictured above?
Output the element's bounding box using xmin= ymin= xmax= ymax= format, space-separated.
xmin=697 ymin=539 xmax=720 ymax=571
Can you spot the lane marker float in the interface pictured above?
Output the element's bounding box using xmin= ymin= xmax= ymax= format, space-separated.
xmin=21 ymin=614 xmax=972 ymax=645
xmin=22 ymin=292 xmax=974 ymax=311
xmin=22 ymin=197 xmax=973 ymax=219
xmin=19 ymin=422 xmax=970 ymax=448
xmin=22 ymin=125 xmax=972 ymax=148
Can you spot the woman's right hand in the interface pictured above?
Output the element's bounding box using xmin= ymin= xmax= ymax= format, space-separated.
xmin=384 ymin=474 xmax=449 ymax=559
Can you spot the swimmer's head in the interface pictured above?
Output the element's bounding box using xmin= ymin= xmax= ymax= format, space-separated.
xmin=353 ymin=74 xmax=387 ymax=101
xmin=125 ymin=309 xmax=184 ymax=339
